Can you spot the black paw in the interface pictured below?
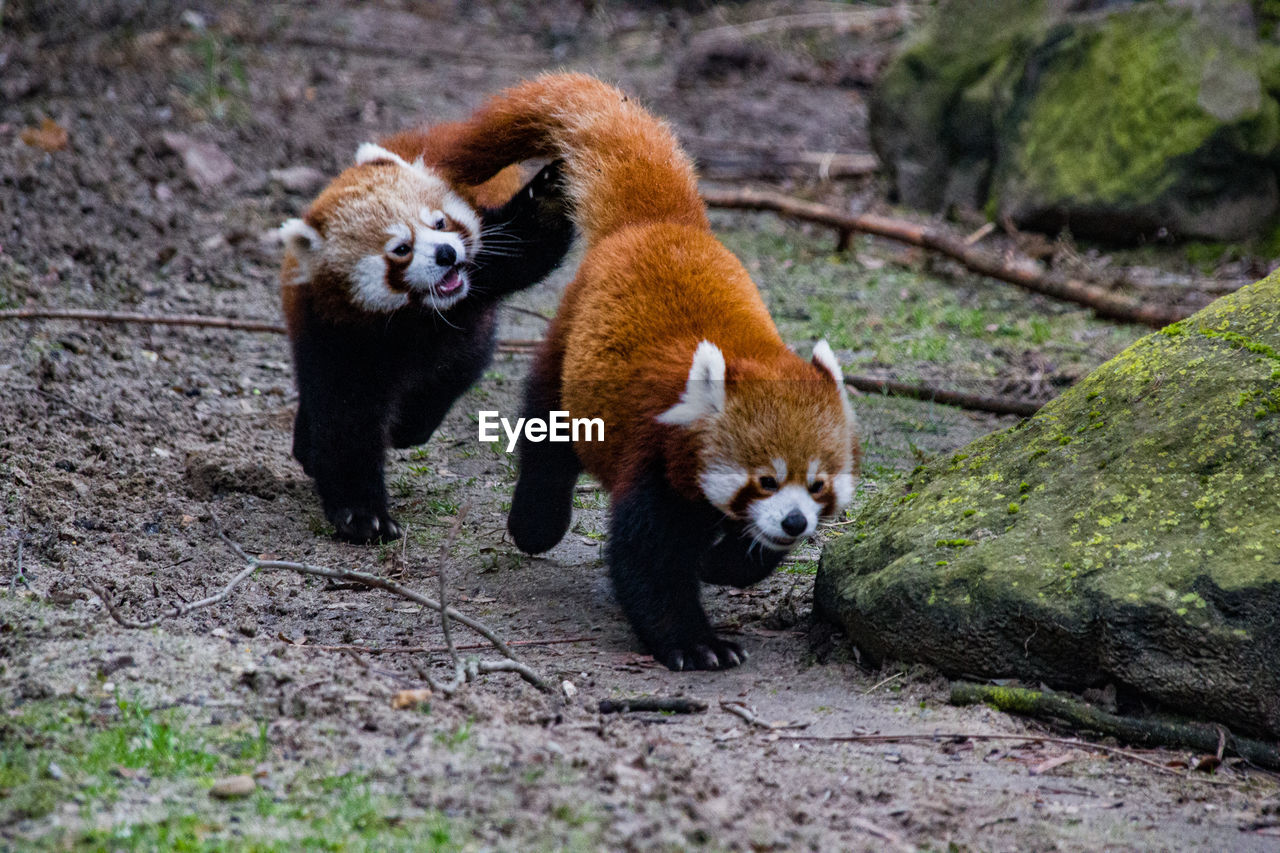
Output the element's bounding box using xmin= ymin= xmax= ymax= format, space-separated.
xmin=508 ymin=489 xmax=572 ymax=554
xmin=328 ymin=506 xmax=403 ymax=544
xmin=659 ymin=636 xmax=748 ymax=672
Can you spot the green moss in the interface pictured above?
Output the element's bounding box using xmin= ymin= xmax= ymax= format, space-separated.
xmin=1012 ymin=9 xmax=1274 ymax=204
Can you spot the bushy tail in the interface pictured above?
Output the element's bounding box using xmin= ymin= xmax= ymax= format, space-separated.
xmin=433 ymin=73 xmax=709 ymax=244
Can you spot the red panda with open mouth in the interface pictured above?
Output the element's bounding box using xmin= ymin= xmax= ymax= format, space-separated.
xmin=278 ymin=130 xmax=573 ymax=544
xmin=434 ymin=73 xmax=861 ymax=671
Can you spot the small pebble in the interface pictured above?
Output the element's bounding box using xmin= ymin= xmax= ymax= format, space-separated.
xmin=209 ymin=774 xmax=256 ymax=799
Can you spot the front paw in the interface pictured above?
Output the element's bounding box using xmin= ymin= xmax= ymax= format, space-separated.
xmin=658 ymin=635 xmax=748 ymax=672
xmin=328 ymin=506 xmax=403 ymax=544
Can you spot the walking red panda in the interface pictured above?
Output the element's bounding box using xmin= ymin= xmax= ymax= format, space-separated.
xmin=278 ymin=126 xmax=573 ymax=543
xmin=433 ymin=73 xmax=861 ymax=670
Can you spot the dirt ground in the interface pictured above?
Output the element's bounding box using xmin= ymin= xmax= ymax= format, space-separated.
xmin=3 ymin=1 xmax=1278 ymax=850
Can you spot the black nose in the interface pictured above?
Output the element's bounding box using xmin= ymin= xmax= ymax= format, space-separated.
xmin=781 ymin=509 xmax=808 ymax=537
xmin=434 ymin=243 xmax=457 ymax=267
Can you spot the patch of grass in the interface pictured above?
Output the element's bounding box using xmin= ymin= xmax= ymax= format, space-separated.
xmin=177 ymin=30 xmax=250 ymax=124
xmin=434 ymin=718 xmax=473 ymax=749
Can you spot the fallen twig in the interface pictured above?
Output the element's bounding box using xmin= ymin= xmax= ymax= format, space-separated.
xmin=691 ymin=8 xmax=912 ymax=43
xmin=691 ymin=146 xmax=878 ymax=182
xmin=284 ymin=636 xmax=598 ymax=655
xmin=950 ymin=682 xmax=1280 ymax=772
xmin=845 ymin=374 xmax=1043 ymax=418
xmin=90 ymin=564 xmax=259 ymax=630
xmin=720 ymin=700 xmax=809 ymax=730
xmin=700 ymin=187 xmax=1192 ymax=328
xmin=598 ymin=696 xmax=708 ymax=715
xmin=0 ymin=307 xmax=536 ymax=353
xmin=776 ymin=731 xmax=1235 ymax=782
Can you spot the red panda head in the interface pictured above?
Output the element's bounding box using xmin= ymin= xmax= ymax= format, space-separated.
xmin=279 ymin=144 xmax=482 ymax=316
xmin=658 ymin=340 xmax=860 ymax=551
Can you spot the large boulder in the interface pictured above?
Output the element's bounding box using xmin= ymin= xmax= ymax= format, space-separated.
xmin=815 ymin=271 xmax=1280 ymax=737
xmin=871 ymin=0 xmax=1280 ymax=242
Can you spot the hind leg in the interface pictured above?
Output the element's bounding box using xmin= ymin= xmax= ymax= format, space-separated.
xmin=507 ymin=340 xmax=581 ymax=554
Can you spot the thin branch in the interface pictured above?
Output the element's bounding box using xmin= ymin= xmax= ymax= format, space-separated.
xmin=89 ymin=564 xmax=258 ymax=629
xmin=691 ymin=8 xmax=912 ymax=43
xmin=720 ymin=700 xmax=809 ymax=730
xmin=0 ymin=307 xmax=287 ymax=334
xmin=285 ymin=636 xmax=598 ymax=655
xmin=845 ymin=375 xmax=1043 ymax=418
xmin=950 ymin=682 xmax=1280 ymax=772
xmin=700 ymin=187 xmax=1193 ymax=328
xmin=598 ymin=696 xmax=708 ymax=714
xmin=775 ymin=732 xmax=1233 ymax=782
xmin=0 ymin=307 xmax=536 ymax=353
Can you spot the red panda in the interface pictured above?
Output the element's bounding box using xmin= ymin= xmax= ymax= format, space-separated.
xmin=434 ymin=73 xmax=861 ymax=671
xmin=278 ymin=128 xmax=573 ymax=543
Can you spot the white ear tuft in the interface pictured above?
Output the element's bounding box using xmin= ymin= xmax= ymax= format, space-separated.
xmin=279 ymin=218 xmax=322 ymax=283
xmin=811 ymin=340 xmax=842 ymax=384
xmin=355 ymin=142 xmax=410 ymax=169
xmin=656 ymin=341 xmax=727 ymax=427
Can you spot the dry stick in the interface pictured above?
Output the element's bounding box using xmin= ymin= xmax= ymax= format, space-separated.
xmin=720 ymin=700 xmax=809 ymax=730
xmin=89 ymin=564 xmax=259 ymax=630
xmin=691 ymin=7 xmax=912 ymax=43
xmin=0 ymin=307 xmax=536 ymax=353
xmin=690 ymin=148 xmax=879 ymax=182
xmin=776 ymin=732 xmax=1230 ymax=782
xmin=292 ymin=636 xmax=598 ymax=655
xmin=950 ymin=682 xmax=1280 ymax=772
xmin=215 ymin=534 xmax=548 ymax=691
xmin=701 ymin=188 xmax=1192 ymax=328
xmin=598 ymin=696 xmax=708 ymax=714
xmin=845 ymin=374 xmax=1043 ymax=418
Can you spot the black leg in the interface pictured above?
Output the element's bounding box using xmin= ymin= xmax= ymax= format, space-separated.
xmin=290 ymin=322 xmax=401 ymax=544
xmin=698 ymin=521 xmax=787 ymax=587
xmin=606 ymin=466 xmax=744 ymax=671
xmin=507 ymin=343 xmax=581 ymax=553
xmin=469 ymin=161 xmax=574 ymax=303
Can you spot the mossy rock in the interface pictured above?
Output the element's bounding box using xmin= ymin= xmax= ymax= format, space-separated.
xmin=815 ymin=271 xmax=1280 ymax=738
xmin=871 ymin=0 xmax=1280 ymax=242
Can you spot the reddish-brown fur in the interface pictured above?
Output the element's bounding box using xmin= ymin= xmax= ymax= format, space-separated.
xmin=433 ymin=73 xmax=859 ymax=499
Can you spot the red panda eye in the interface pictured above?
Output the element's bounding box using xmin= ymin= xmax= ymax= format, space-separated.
xmin=809 ymin=480 xmax=825 ymax=494
xmin=759 ymin=475 xmax=778 ymax=492
xmin=390 ymin=243 xmax=412 ymax=258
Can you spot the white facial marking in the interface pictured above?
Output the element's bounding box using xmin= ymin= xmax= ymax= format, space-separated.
xmin=383 ymin=223 xmax=412 ymax=255
xmin=420 ymin=208 xmax=447 ymax=231
xmin=352 ymin=254 xmax=409 ymax=312
xmin=833 ymin=471 xmax=855 ymax=508
xmin=700 ymin=462 xmax=749 ymax=513
xmin=771 ymin=458 xmax=787 ymax=482
xmin=443 ymin=193 xmax=481 ymax=238
xmin=656 ymin=341 xmax=726 ymax=427
xmin=807 ymin=459 xmax=821 ymax=484
xmin=748 ymin=484 xmax=821 ymax=550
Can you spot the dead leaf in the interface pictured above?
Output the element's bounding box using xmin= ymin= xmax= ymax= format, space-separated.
xmin=20 ymin=117 xmax=69 ymax=152
xmin=391 ymin=688 xmax=432 ymax=710
xmin=1192 ymin=755 xmax=1222 ymax=774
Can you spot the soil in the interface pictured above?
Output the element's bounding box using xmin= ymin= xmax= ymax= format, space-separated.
xmin=2 ymin=2 xmax=1277 ymax=850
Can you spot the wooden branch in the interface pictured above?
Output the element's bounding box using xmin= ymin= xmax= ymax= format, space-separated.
xmin=0 ymin=307 xmax=535 ymax=353
xmin=701 ymin=188 xmax=1191 ymax=328
xmin=90 ymin=565 xmax=259 ymax=630
xmin=845 ymin=375 xmax=1043 ymax=418
xmin=598 ymin=696 xmax=708 ymax=714
xmin=950 ymin=682 xmax=1280 ymax=772
xmin=691 ymin=148 xmax=878 ymax=182
xmin=776 ymin=732 xmax=1231 ymax=782
xmin=691 ymin=8 xmax=913 ymax=43
xmin=0 ymin=307 xmax=287 ymax=334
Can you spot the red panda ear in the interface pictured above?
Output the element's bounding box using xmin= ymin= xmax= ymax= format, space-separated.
xmin=279 ymin=218 xmax=322 ymax=283
xmin=354 ymin=142 xmax=412 ymax=169
xmin=811 ymin=340 xmax=843 ymax=384
xmin=655 ymin=340 xmax=726 ymax=427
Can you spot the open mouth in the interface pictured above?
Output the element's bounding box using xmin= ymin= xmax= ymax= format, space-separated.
xmin=436 ymin=269 xmax=463 ymax=295
xmin=757 ymin=532 xmax=798 ymax=551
